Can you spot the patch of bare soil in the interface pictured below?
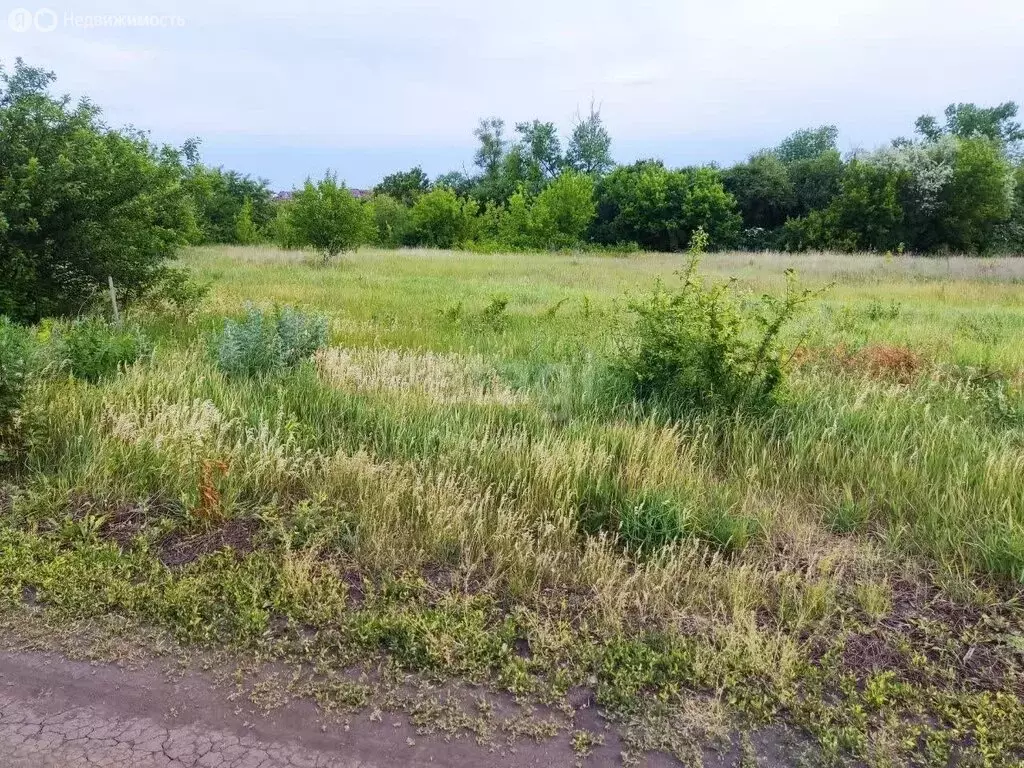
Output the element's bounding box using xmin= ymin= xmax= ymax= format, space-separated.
xmin=157 ymin=516 xmax=259 ymax=568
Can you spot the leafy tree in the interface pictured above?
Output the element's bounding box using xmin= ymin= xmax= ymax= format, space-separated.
xmin=566 ymin=102 xmax=614 ymax=176
xmin=473 ymin=117 xmax=506 ymax=177
xmin=234 ymin=197 xmax=259 ymax=245
xmin=288 ymin=173 xmax=368 ymax=258
xmin=495 ymin=189 xmax=534 ymax=250
xmin=998 ymin=162 xmax=1024 ymax=251
xmin=722 ymin=153 xmax=796 ymax=230
xmin=269 ymin=202 xmax=303 ymax=249
xmin=938 ymin=137 xmax=1014 ymax=252
xmin=410 ymin=187 xmax=478 ymax=248
xmin=513 ymin=119 xmax=563 ymax=193
xmin=434 ymin=170 xmax=474 ymax=197
xmin=594 ymin=161 xmax=739 ymax=251
xmin=824 ymin=160 xmax=906 ymax=251
xmin=184 ymin=164 xmax=273 ymax=244
xmin=916 ymin=102 xmax=1023 ymax=149
xmin=374 ymin=166 xmax=430 ymax=206
xmin=365 ymin=194 xmax=412 ymax=248
xmin=787 ymin=150 xmax=844 ymax=216
xmin=469 ymin=117 xmax=524 ymax=204
xmin=765 ymin=127 xmax=844 ymax=217
xmin=773 ymin=125 xmax=839 ymax=164
xmin=869 ymin=137 xmax=957 ymax=251
xmin=529 ymin=170 xmax=596 ymax=248
xmin=0 ymin=58 xmax=196 ymax=323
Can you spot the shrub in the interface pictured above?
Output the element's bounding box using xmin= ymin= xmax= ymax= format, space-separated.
xmin=52 ymin=318 xmax=152 ymax=382
xmin=142 ymin=268 xmax=210 ymax=315
xmin=183 ymin=165 xmax=274 ymax=245
xmin=234 ymin=197 xmax=260 ymax=245
xmin=216 ymin=305 xmax=328 ymax=377
xmin=287 ymin=174 xmax=368 ymax=259
xmin=1 ymin=60 xmax=196 ymax=323
xmin=0 ymin=317 xmax=31 ymax=455
xmin=268 ymin=202 xmax=303 ymax=249
xmin=529 ymin=170 xmax=596 ymax=249
xmin=410 ymin=187 xmax=478 ymax=248
xmin=609 ymin=255 xmax=818 ymax=417
xmin=365 ymin=194 xmax=413 ymax=248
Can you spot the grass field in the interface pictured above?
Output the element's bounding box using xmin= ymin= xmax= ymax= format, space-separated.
xmin=3 ymin=245 xmax=1024 ymax=766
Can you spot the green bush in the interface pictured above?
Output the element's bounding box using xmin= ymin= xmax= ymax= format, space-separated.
xmin=365 ymin=194 xmax=413 ymax=248
xmin=52 ymin=318 xmax=152 ymax=382
xmin=140 ymin=268 xmax=210 ymax=315
xmin=609 ymin=256 xmax=817 ymax=417
xmin=183 ymin=165 xmax=274 ymax=245
xmin=1 ymin=60 xmax=196 ymax=323
xmin=216 ymin=305 xmax=328 ymax=377
xmin=410 ymin=187 xmax=478 ymax=248
xmin=528 ymin=170 xmax=596 ymax=249
xmin=0 ymin=317 xmax=31 ymax=454
xmin=287 ymin=174 xmax=368 ymax=259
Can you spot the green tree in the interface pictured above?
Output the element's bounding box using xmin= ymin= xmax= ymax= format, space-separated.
xmin=566 ymin=102 xmax=614 ymax=177
xmin=0 ymin=59 xmax=196 ymax=323
xmin=999 ymin=162 xmax=1024 ymax=251
xmin=939 ymin=137 xmax=1014 ymax=252
xmin=495 ymin=189 xmax=533 ymax=250
xmin=916 ymin=102 xmax=1023 ymax=148
xmin=288 ymin=173 xmax=368 ymax=259
xmin=473 ymin=117 xmax=506 ymax=177
xmin=234 ymin=197 xmax=259 ymax=245
xmin=374 ymin=166 xmax=430 ymax=206
xmin=410 ymin=187 xmax=477 ymax=248
xmin=434 ymin=170 xmax=474 ymax=197
xmin=365 ymin=194 xmax=412 ymax=248
xmin=595 ymin=161 xmax=739 ymax=251
xmin=529 ymin=170 xmax=596 ymax=248
xmin=722 ymin=153 xmax=796 ymax=230
xmin=773 ymin=125 xmax=840 ymax=163
xmin=787 ymin=150 xmax=844 ymax=216
xmin=514 ymin=119 xmax=563 ymax=193
xmin=826 ymin=160 xmax=906 ymax=251
xmin=184 ymin=164 xmax=273 ymax=244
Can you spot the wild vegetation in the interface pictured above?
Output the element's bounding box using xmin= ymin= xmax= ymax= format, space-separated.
xmin=2 ymin=57 xmax=1024 ymax=766
xmin=1 ymin=244 xmax=1023 ymax=765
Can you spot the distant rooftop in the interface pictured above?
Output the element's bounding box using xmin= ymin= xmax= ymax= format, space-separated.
xmin=274 ymin=188 xmax=371 ymax=201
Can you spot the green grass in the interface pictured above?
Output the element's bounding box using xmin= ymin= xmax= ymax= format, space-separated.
xmin=2 ymin=244 xmax=1024 ymax=766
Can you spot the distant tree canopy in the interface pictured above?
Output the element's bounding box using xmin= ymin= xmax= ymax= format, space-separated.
xmin=184 ymin=164 xmax=274 ymax=244
xmin=3 ymin=55 xmax=1021 ymax=302
xmin=915 ymin=102 xmax=1024 ymax=148
xmin=373 ymin=166 xmax=430 ymax=207
xmin=566 ymin=103 xmax=614 ymax=177
xmin=0 ymin=58 xmax=196 ymax=323
xmin=258 ymin=99 xmax=1024 ymax=256
xmin=594 ymin=161 xmax=740 ymax=251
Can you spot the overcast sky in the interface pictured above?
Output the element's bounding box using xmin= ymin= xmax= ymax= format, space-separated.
xmin=3 ymin=0 xmax=1022 ymax=189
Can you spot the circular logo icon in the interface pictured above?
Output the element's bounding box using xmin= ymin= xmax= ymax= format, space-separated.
xmin=7 ymin=8 xmax=34 ymax=32
xmin=34 ymin=8 xmax=58 ymax=32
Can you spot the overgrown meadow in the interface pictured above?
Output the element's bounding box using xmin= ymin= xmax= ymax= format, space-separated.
xmin=3 ymin=246 xmax=1024 ymax=766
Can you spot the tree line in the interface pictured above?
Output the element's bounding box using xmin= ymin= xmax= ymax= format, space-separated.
xmin=2 ymin=57 xmax=1023 ymax=324
xmin=201 ymin=104 xmax=1024 ymax=259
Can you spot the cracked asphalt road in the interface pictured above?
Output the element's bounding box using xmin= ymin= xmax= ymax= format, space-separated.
xmin=0 ymin=650 xmax=578 ymax=768
xmin=0 ymin=696 xmax=361 ymax=767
